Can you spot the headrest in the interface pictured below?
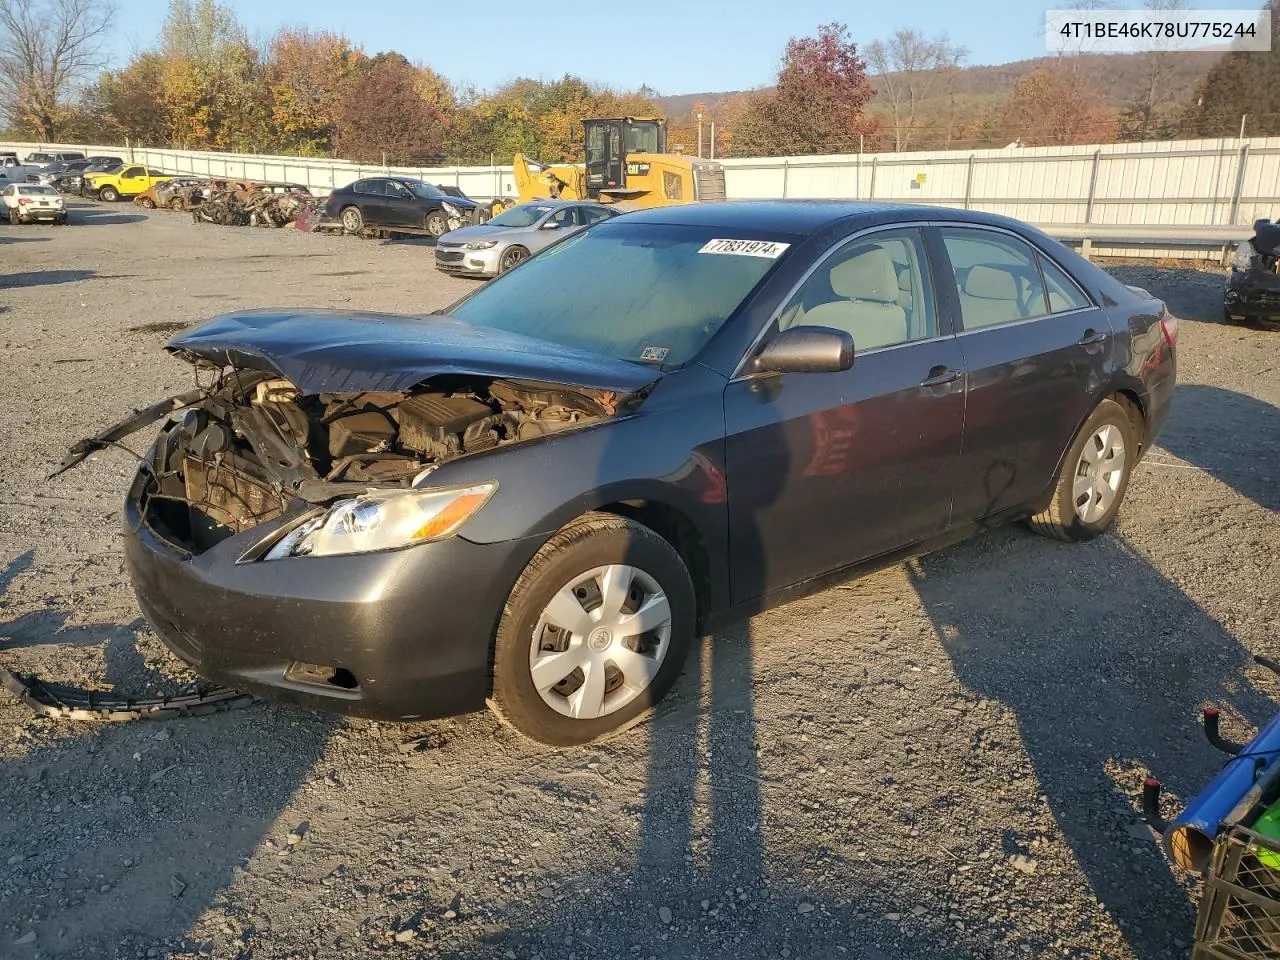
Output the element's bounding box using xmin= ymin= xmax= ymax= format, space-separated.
xmin=830 ymin=247 xmax=899 ymax=303
xmin=963 ymin=264 xmax=1020 ymax=300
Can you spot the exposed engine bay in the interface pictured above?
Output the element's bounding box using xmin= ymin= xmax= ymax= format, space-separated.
xmin=88 ymin=370 xmax=620 ymax=554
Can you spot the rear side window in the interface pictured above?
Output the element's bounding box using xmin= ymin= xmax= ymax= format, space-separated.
xmin=354 ymin=180 xmax=384 ymax=196
xmin=582 ymin=207 xmax=613 ymax=225
xmin=940 ymin=228 xmax=1050 ymax=330
xmin=1039 ymin=255 xmax=1092 ymax=312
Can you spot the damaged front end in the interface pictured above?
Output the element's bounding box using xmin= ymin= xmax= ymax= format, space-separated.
xmin=86 ymin=366 xmax=628 ymax=558
xmin=1225 ymin=219 xmax=1280 ymax=324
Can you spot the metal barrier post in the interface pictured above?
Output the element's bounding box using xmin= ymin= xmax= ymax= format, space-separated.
xmin=1085 ymin=149 xmax=1101 ymax=224
xmin=1229 ymin=143 xmax=1251 ymax=225
xmin=781 ymin=160 xmax=789 ymax=198
xmin=964 ymin=154 xmax=975 ymax=209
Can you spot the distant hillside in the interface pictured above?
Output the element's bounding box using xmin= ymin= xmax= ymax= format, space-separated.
xmin=654 ymin=50 xmax=1219 ymax=120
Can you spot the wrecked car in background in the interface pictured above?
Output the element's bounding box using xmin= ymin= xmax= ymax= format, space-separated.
xmin=134 ymin=177 xmax=205 ymax=209
xmin=1225 ymin=218 xmax=1280 ymax=326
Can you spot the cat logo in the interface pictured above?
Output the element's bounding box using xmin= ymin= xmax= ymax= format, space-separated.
xmin=626 ymin=162 xmax=650 ymax=176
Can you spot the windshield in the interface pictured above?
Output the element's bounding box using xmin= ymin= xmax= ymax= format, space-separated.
xmin=489 ymin=204 xmax=553 ymax=228
xmin=626 ymin=123 xmax=661 ymax=154
xmin=404 ymin=181 xmax=446 ymax=200
xmin=447 ymin=223 xmax=789 ymax=365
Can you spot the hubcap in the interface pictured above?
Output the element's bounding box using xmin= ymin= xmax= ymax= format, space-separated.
xmin=529 ymin=564 xmax=672 ymax=720
xmin=342 ymin=210 xmax=360 ymax=231
xmin=1073 ymin=423 xmax=1126 ymax=523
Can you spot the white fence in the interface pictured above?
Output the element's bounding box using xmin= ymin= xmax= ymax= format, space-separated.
xmin=5 ymin=135 xmax=1278 ymax=258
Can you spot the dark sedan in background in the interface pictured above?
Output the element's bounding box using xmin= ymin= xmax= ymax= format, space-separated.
xmin=1226 ymin=218 xmax=1280 ymax=325
xmin=63 ymin=201 xmax=1177 ymax=746
xmin=324 ymin=176 xmax=478 ymax=237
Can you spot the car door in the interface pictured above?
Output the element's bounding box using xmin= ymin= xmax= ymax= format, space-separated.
xmin=353 ymin=179 xmax=388 ymax=225
xmin=118 ymin=165 xmax=146 ymax=194
xmin=382 ymin=181 xmax=417 ymax=227
xmin=932 ymin=225 xmax=1114 ymax=523
xmin=722 ymin=226 xmax=967 ymax=604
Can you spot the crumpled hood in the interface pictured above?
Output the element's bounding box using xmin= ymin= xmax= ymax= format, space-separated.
xmin=165 ymin=308 xmax=660 ymax=395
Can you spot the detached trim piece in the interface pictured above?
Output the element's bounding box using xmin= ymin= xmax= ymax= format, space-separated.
xmin=49 ymin=388 xmax=208 ymax=478
xmin=0 ymin=667 xmax=255 ymax=721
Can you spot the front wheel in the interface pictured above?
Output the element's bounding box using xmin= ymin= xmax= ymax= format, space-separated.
xmin=425 ymin=211 xmax=448 ymax=237
xmin=499 ymin=245 xmax=528 ymax=273
xmin=8 ymin=207 xmax=20 ymax=224
xmin=489 ymin=513 xmax=696 ymax=746
xmin=99 ymin=185 xmax=119 ymax=202
xmin=138 ymin=196 xmax=156 ymax=208
xmin=1029 ymin=398 xmax=1138 ymax=541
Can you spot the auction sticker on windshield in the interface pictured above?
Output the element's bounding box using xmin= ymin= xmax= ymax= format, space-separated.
xmin=698 ymin=239 xmax=791 ymax=258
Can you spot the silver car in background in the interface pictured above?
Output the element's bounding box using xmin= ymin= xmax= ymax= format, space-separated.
xmin=435 ymin=200 xmax=620 ymax=277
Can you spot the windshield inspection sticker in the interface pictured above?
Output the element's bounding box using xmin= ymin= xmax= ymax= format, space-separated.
xmin=640 ymin=346 xmax=670 ymax=362
xmin=698 ymin=238 xmax=791 ymax=258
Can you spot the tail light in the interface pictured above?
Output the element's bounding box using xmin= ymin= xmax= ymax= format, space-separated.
xmin=17 ymin=197 xmax=30 ymax=205
xmin=1159 ymin=310 xmax=1179 ymax=348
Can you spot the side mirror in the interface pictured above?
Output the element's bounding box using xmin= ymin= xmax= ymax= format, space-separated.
xmin=753 ymin=326 xmax=854 ymax=375
xmin=541 ymin=220 xmax=561 ymax=230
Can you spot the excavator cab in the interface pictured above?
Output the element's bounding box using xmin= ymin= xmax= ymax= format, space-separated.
xmin=582 ymin=117 xmax=667 ymax=200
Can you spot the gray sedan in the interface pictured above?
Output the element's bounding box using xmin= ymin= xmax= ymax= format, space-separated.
xmin=435 ymin=200 xmax=620 ymax=277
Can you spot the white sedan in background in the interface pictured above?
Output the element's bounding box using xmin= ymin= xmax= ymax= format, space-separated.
xmin=2 ymin=183 xmax=68 ymax=224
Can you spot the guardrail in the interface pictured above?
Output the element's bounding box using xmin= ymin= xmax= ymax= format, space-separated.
xmin=1038 ymin=223 xmax=1250 ymax=262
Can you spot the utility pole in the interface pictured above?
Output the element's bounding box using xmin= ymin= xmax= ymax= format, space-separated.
xmin=697 ymin=113 xmax=703 ymax=159
xmin=1240 ymin=114 xmax=1248 ymax=139
xmin=710 ymin=121 xmax=716 ymax=160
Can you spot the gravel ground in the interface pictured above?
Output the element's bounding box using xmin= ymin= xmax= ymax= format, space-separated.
xmin=1 ymin=202 xmax=1277 ymax=960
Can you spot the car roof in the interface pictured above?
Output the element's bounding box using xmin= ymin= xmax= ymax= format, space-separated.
xmin=617 ymin=199 xmax=1034 ymax=236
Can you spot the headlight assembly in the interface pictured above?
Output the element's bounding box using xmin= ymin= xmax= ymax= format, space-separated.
xmin=1231 ymin=241 xmax=1256 ymax=271
xmin=263 ymin=482 xmax=496 ymax=560
xmin=464 ymin=240 xmax=497 ymax=250
xmin=442 ymin=201 xmax=460 ymax=216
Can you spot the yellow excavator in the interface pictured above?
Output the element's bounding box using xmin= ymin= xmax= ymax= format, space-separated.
xmin=488 ymin=117 xmax=726 ymax=217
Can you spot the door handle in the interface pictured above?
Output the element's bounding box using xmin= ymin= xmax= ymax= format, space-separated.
xmin=1077 ymin=329 xmax=1107 ymax=346
xmin=919 ymin=366 xmax=961 ymax=388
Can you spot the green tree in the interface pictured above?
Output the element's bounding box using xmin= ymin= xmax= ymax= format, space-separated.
xmin=1184 ymin=0 xmax=1280 ymax=137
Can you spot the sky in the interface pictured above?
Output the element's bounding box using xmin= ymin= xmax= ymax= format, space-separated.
xmin=105 ymin=0 xmax=1266 ymax=95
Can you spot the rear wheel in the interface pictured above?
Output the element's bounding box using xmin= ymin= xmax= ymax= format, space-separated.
xmin=98 ymin=185 xmax=119 ymax=202
xmin=340 ymin=205 xmax=363 ymax=234
xmin=8 ymin=207 xmax=20 ymax=224
xmin=138 ymin=196 xmax=156 ymax=208
xmin=425 ymin=211 xmax=448 ymax=237
xmin=1029 ymin=398 xmax=1137 ymax=541
xmin=499 ymin=245 xmax=528 ymax=273
xmin=489 ymin=513 xmax=695 ymax=746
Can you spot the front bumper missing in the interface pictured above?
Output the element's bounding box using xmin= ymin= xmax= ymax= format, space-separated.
xmin=0 ymin=667 xmax=254 ymax=721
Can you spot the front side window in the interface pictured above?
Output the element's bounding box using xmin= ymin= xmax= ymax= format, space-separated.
xmin=122 ymin=166 xmax=144 ymax=178
xmin=582 ymin=207 xmax=614 ymax=225
xmin=548 ymin=207 xmax=577 ymax=227
xmin=405 ymin=181 xmax=446 ymax=200
xmin=941 ymin=228 xmax=1050 ymax=330
xmin=778 ymin=228 xmax=937 ymax=351
xmin=448 ymin=222 xmax=789 ymax=365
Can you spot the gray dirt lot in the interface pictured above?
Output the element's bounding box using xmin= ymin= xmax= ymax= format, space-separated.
xmin=0 ymin=199 xmax=1277 ymax=960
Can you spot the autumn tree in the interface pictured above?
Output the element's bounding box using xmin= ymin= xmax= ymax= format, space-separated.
xmin=0 ymin=0 xmax=114 ymax=140
xmin=80 ymin=52 xmax=170 ymax=143
xmin=266 ymin=28 xmax=363 ymax=155
xmin=160 ymin=0 xmax=271 ymax=150
xmin=1184 ymin=0 xmax=1280 ymax=137
xmin=866 ymin=28 xmax=966 ymax=151
xmin=335 ymin=54 xmax=445 ymax=163
xmin=731 ymin=22 xmax=876 ymax=157
xmin=1008 ymin=65 xmax=1112 ymax=145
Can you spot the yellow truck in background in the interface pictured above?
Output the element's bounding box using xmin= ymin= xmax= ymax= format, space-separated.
xmin=492 ymin=117 xmax=726 ymax=216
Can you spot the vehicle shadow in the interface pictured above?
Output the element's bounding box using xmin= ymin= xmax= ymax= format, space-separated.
xmin=1157 ymin=384 xmax=1279 ymax=512
xmin=909 ymin=525 xmax=1277 ymax=959
xmin=73 ymin=210 xmax=146 ymax=226
xmin=0 ymin=235 xmax=51 ymax=245
xmin=0 ymin=550 xmax=336 ymax=956
xmin=0 ymin=269 xmax=96 ymax=289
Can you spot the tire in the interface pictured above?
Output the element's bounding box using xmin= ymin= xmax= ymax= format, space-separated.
xmin=1029 ymin=397 xmax=1138 ymax=542
xmin=340 ymin=205 xmax=363 ymax=234
xmin=499 ymin=245 xmax=529 ymax=273
xmin=99 ymin=185 xmax=118 ymax=202
xmin=425 ymin=211 xmax=448 ymax=237
xmin=138 ymin=197 xmax=156 ymax=208
xmin=489 ymin=513 xmax=696 ymax=746
xmin=8 ymin=207 xmax=20 ymax=224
